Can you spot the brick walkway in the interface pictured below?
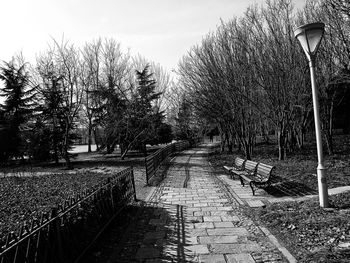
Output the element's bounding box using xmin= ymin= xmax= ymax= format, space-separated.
xmin=95 ymin=145 xmax=294 ymax=262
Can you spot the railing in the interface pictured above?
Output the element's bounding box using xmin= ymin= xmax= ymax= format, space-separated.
xmin=0 ymin=167 xmax=136 ymax=263
xmin=174 ymin=141 xmax=190 ymax=152
xmin=145 ymin=141 xmax=190 ymax=185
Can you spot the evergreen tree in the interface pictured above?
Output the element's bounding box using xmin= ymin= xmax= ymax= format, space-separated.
xmin=119 ymin=65 xmax=164 ymax=158
xmin=0 ymin=60 xmax=35 ymax=162
xmin=36 ymin=72 xmax=67 ymax=163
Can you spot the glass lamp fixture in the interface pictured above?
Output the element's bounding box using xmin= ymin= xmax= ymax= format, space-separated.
xmin=294 ymin=22 xmax=325 ymax=62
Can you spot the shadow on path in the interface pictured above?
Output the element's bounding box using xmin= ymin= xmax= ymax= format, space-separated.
xmin=266 ymin=175 xmax=318 ymax=197
xmin=81 ymin=202 xmax=197 ymax=263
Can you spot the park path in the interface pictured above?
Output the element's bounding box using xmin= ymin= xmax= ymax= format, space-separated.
xmin=96 ymin=144 xmax=293 ymax=262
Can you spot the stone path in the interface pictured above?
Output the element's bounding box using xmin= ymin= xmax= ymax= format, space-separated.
xmin=96 ymin=145 xmax=295 ymax=262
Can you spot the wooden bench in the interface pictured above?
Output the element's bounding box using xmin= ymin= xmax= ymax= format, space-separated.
xmin=239 ymin=162 xmax=276 ymax=195
xmin=223 ymin=157 xmax=246 ymax=179
xmin=235 ymin=160 xmax=259 ymax=178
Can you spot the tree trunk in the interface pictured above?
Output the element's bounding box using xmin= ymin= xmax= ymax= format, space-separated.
xmin=324 ymin=130 xmax=333 ymax=155
xmin=121 ymin=143 xmax=131 ymax=160
xmin=220 ymin=132 xmax=225 ymax=152
xmin=52 ymin=117 xmax=59 ymax=164
xmin=120 ymin=130 xmax=145 ymax=160
xmin=63 ymin=118 xmax=72 ymax=169
xmin=227 ymin=142 xmax=233 ymax=153
xmin=53 ymin=137 xmax=59 ymax=164
xmin=93 ymin=127 xmax=100 ymax=151
xmin=88 ymin=117 xmax=92 ymax=153
xmin=326 ymin=101 xmax=334 ymax=155
xmin=298 ymin=126 xmax=306 ymax=149
xmin=237 ymin=137 xmax=242 ymax=152
xmin=120 ymin=143 xmax=125 ymax=158
xmin=278 ymin=130 xmax=286 ymax=160
xmin=243 ymin=141 xmax=251 ymax=160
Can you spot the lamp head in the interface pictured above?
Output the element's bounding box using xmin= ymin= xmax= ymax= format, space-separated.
xmin=294 ymin=22 xmax=325 ymax=62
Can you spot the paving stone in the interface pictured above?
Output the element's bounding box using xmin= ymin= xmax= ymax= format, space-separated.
xmin=220 ymin=215 xmax=240 ymax=222
xmin=207 ymin=227 xmax=249 ymax=236
xmin=210 ymin=243 xmax=262 ymax=254
xmin=204 ymin=202 xmax=219 ymax=207
xmin=194 ymin=211 xmax=211 ymax=216
xmin=187 ymin=216 xmax=203 ymax=223
xmin=199 ymin=254 xmax=226 ymax=263
xmin=187 ymin=228 xmax=208 ymax=236
xmin=194 ymin=222 xmax=215 ymax=229
xmin=185 ymin=236 xmax=199 ymax=245
xmin=215 ymin=198 xmax=229 ymax=203
xmin=210 ymin=211 xmax=232 ymax=216
xmin=216 ymin=206 xmax=234 ymax=211
xmin=187 ymin=207 xmax=202 ymax=213
xmin=186 ymin=244 xmax=210 ymax=254
xmin=203 ymin=216 xmax=222 ymax=222
xmin=193 ymin=202 xmax=208 ymax=207
xmin=213 ymin=221 xmax=235 ymax=228
xmin=246 ymin=200 xmax=266 ymax=207
xmin=201 ymin=207 xmax=218 ymax=211
xmin=199 ymin=235 xmax=238 ymax=244
xmin=226 ymin=253 xmax=255 ymax=263
xmin=186 ymin=200 xmax=198 ymax=204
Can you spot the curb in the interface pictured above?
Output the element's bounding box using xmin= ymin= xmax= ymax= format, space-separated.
xmin=260 ymin=226 xmax=297 ymax=263
xmin=144 ymin=186 xmax=157 ymax=202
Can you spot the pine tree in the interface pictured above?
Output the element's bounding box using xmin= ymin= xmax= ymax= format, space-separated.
xmin=0 ymin=60 xmax=35 ymax=162
xmin=119 ymin=65 xmax=163 ymax=158
xmin=37 ymin=72 xmax=67 ymax=163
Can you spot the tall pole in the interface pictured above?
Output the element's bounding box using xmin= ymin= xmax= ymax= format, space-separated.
xmin=309 ymin=58 xmax=329 ymax=208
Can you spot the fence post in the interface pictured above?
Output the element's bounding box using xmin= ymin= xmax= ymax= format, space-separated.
xmin=51 ymin=208 xmax=63 ymax=263
xmin=145 ymin=158 xmax=149 ymax=186
xmin=130 ymin=168 xmax=137 ymax=201
xmin=108 ymin=178 xmax=115 ymax=212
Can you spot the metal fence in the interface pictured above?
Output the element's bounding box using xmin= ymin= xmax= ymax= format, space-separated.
xmin=0 ymin=167 xmax=136 ymax=263
xmin=145 ymin=141 xmax=190 ymax=185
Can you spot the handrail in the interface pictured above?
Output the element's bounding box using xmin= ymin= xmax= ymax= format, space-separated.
xmin=0 ymin=167 xmax=136 ymax=263
xmin=145 ymin=141 xmax=190 ymax=185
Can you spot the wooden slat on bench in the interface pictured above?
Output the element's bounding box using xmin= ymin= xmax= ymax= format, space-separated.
xmin=223 ymin=157 xmax=245 ymax=174
xmin=243 ymin=160 xmax=258 ymax=174
xmin=256 ymin=163 xmax=275 ymax=181
xmin=235 ymin=157 xmax=245 ymax=168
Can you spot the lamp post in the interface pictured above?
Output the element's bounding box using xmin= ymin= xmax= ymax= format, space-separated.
xmin=294 ymin=22 xmax=329 ymax=208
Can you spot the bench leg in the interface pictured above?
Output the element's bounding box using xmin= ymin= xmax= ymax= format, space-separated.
xmin=239 ymin=176 xmax=245 ymax=186
xmin=249 ymin=181 xmax=255 ymax=196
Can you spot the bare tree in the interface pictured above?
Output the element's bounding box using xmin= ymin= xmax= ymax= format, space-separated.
xmin=53 ymin=38 xmax=84 ymax=168
xmin=81 ymin=38 xmax=102 ymax=152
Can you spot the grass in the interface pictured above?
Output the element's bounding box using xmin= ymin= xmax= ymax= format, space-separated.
xmin=209 ymin=133 xmax=350 ymax=262
xmin=0 ymin=172 xmax=109 ymax=237
xmin=0 ymin=147 xmax=158 ymax=240
xmin=245 ymin=193 xmax=350 ymax=262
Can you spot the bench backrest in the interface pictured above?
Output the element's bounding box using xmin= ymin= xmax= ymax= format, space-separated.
xmin=244 ymin=160 xmax=258 ymax=174
xmin=234 ymin=157 xmax=246 ymax=170
xmin=256 ymin=163 xmax=275 ymax=181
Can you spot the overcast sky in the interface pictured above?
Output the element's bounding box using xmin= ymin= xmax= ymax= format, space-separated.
xmin=1 ymin=0 xmax=307 ymax=72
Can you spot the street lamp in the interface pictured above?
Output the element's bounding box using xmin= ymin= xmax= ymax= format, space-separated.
xmin=294 ymin=22 xmax=329 ymax=208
